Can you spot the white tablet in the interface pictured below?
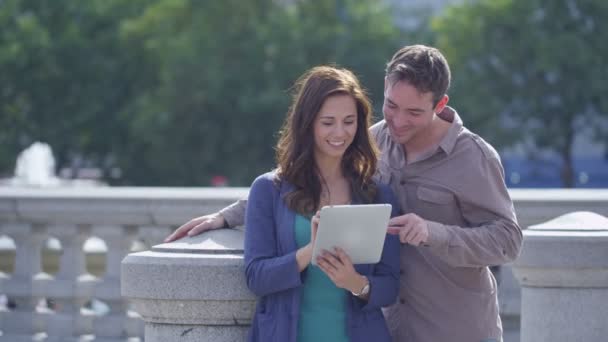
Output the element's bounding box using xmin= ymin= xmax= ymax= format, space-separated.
xmin=311 ymin=204 xmax=392 ymax=266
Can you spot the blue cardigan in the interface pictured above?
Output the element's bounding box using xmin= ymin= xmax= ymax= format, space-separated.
xmin=244 ymin=171 xmax=401 ymax=342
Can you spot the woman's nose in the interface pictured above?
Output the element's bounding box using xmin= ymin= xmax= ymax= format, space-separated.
xmin=332 ymin=123 xmax=346 ymax=135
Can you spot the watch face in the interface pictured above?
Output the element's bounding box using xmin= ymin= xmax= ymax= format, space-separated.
xmin=361 ymin=283 xmax=370 ymax=295
xmin=352 ymin=283 xmax=370 ymax=297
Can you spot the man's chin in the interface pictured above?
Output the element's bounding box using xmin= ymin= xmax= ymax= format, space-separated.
xmin=389 ymin=131 xmax=410 ymax=145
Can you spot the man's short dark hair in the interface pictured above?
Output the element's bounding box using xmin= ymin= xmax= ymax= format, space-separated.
xmin=385 ymin=45 xmax=451 ymax=106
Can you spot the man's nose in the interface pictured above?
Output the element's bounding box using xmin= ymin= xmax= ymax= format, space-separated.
xmin=391 ymin=112 xmax=408 ymax=128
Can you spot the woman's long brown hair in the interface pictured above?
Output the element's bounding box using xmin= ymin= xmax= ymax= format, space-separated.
xmin=275 ymin=66 xmax=378 ymax=216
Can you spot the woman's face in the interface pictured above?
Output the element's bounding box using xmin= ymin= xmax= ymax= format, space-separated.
xmin=313 ymin=94 xmax=358 ymax=162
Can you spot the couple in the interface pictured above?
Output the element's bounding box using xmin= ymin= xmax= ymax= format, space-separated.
xmin=166 ymin=45 xmax=522 ymax=342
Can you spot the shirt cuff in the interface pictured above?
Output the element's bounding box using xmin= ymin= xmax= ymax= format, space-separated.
xmin=219 ymin=204 xmax=243 ymax=228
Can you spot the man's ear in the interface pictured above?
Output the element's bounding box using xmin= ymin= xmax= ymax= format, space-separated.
xmin=434 ymin=95 xmax=449 ymax=114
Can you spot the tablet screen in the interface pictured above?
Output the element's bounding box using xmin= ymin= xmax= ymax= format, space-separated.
xmin=311 ymin=204 xmax=392 ymax=265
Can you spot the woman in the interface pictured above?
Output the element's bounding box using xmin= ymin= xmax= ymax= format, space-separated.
xmin=244 ymin=66 xmax=400 ymax=342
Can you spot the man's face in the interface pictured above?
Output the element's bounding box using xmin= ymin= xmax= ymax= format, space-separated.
xmin=382 ymin=80 xmax=443 ymax=146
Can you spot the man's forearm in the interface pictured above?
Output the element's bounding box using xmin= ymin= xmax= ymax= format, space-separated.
xmin=424 ymin=218 xmax=522 ymax=267
xmin=218 ymin=199 xmax=248 ymax=227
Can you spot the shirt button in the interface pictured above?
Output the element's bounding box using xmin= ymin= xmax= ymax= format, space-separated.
xmin=400 ymin=269 xmax=404 ymax=275
xmin=400 ymin=180 xmax=406 ymax=185
xmin=400 ymin=298 xmax=405 ymax=304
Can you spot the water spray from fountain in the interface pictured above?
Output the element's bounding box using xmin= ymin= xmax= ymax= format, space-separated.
xmin=0 ymin=142 xmax=103 ymax=187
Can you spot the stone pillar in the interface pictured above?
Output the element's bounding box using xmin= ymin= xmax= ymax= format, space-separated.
xmin=1 ymin=223 xmax=47 ymax=339
xmin=512 ymin=211 xmax=608 ymax=342
xmin=121 ymin=229 xmax=255 ymax=342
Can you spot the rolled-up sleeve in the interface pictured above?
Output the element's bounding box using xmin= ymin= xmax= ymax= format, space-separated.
xmin=425 ymin=155 xmax=522 ymax=267
xmin=219 ymin=199 xmax=247 ymax=228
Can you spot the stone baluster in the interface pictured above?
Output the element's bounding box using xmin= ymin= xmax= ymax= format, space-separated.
xmin=45 ymin=224 xmax=91 ymax=339
xmin=121 ymin=229 xmax=256 ymax=341
xmin=91 ymin=224 xmax=139 ymax=340
xmin=512 ymin=211 xmax=608 ymax=342
xmin=11 ymin=224 xmax=45 ymax=277
xmin=0 ymin=223 xmax=47 ymax=339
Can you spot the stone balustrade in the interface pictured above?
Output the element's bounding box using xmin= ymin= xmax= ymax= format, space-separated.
xmin=1 ymin=186 xmax=607 ymax=341
xmin=0 ymin=186 xmax=247 ymax=341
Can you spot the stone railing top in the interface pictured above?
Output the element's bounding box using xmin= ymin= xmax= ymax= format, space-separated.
xmin=152 ymin=228 xmax=245 ymax=254
xmin=0 ymin=186 xmax=249 ymax=225
xmin=509 ymin=188 xmax=608 ymax=202
xmin=528 ymin=211 xmax=608 ymax=232
xmin=0 ymin=186 xmax=249 ymax=200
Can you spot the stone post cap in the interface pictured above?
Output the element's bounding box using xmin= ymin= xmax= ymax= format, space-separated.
xmin=152 ymin=228 xmax=244 ymax=254
xmin=121 ymin=229 xmax=256 ymax=324
xmin=122 ymin=228 xmax=252 ymax=300
xmin=527 ymin=211 xmax=608 ymax=232
xmin=513 ymin=211 xmax=608 ymax=288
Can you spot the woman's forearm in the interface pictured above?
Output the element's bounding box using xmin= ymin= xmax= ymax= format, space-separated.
xmin=296 ymin=243 xmax=313 ymax=271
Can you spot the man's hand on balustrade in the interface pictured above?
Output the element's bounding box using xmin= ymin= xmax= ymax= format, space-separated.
xmin=164 ymin=212 xmax=226 ymax=242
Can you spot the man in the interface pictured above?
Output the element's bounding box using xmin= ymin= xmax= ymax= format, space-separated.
xmin=165 ymin=45 xmax=522 ymax=342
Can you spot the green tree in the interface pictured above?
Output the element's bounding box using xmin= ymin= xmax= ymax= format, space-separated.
xmin=0 ymin=0 xmax=152 ymax=179
xmin=120 ymin=0 xmax=400 ymax=186
xmin=1 ymin=0 xmax=403 ymax=186
xmin=434 ymin=0 xmax=608 ymax=187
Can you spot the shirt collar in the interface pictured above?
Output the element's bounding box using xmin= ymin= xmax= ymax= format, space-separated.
xmin=437 ymin=106 xmax=463 ymax=155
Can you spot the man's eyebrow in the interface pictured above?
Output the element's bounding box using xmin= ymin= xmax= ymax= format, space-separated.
xmin=386 ymin=98 xmax=397 ymax=106
xmin=407 ymin=108 xmax=425 ymax=113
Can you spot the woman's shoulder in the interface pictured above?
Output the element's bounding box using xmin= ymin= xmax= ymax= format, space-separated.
xmin=252 ymin=170 xmax=278 ymax=184
xmin=250 ymin=170 xmax=285 ymax=197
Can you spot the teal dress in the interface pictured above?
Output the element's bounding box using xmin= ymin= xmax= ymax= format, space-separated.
xmin=294 ymin=214 xmax=349 ymax=342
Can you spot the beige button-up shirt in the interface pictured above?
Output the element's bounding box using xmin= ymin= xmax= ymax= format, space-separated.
xmin=220 ymin=106 xmax=522 ymax=342
xmin=372 ymin=107 xmax=521 ymax=342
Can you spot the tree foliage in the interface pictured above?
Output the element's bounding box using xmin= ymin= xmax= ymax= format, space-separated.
xmin=433 ymin=0 xmax=608 ymax=187
xmin=115 ymin=0 xmax=401 ymax=185
xmin=0 ymin=0 xmax=152 ymax=178
xmin=0 ymin=0 xmax=401 ymax=185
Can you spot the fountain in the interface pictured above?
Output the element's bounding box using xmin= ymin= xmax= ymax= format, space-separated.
xmin=5 ymin=142 xmax=60 ymax=186
xmin=0 ymin=142 xmax=103 ymax=187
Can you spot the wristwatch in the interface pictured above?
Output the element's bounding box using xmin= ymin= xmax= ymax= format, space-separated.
xmin=351 ymin=277 xmax=370 ymax=297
